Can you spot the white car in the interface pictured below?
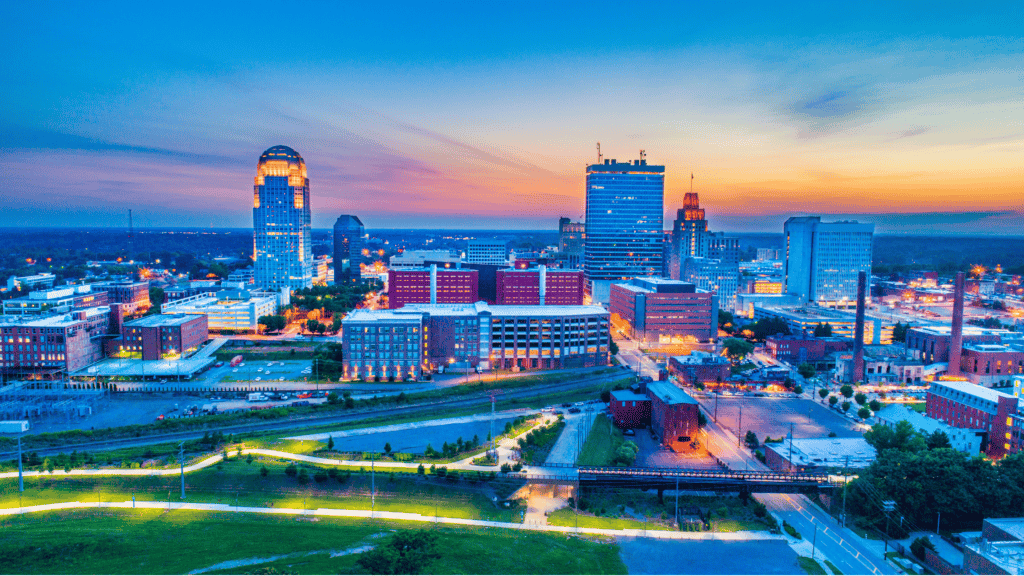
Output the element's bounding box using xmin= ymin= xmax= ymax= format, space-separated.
xmin=239 ymin=363 xmax=246 ymax=367
xmin=232 ymin=369 xmax=238 ymax=373
xmin=279 ymin=377 xmax=285 ymax=381
xmin=255 ymin=377 xmax=261 ymax=381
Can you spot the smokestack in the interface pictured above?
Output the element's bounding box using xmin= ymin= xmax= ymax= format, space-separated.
xmin=853 ymin=271 xmax=867 ymax=383
xmin=948 ymin=272 xmax=965 ymax=376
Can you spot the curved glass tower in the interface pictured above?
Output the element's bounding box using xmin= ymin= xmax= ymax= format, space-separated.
xmin=253 ymin=145 xmax=313 ymax=291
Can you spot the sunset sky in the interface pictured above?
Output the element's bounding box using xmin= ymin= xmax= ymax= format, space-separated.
xmin=1 ymin=1 xmax=1022 ymax=234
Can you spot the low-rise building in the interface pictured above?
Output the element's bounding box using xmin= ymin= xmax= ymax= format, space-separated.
xmin=646 ymin=380 xmax=700 ymax=451
xmin=963 ymin=517 xmax=1024 ymax=575
xmin=342 ymin=302 xmax=610 ymax=379
xmin=766 ymin=334 xmax=852 ymax=366
xmin=905 ymin=325 xmax=1006 ymax=364
xmin=875 ymin=403 xmax=983 ymax=454
xmin=958 ymin=343 xmax=1024 ymax=387
xmin=119 ymin=314 xmax=208 ymax=360
xmin=609 ymin=390 xmax=651 ymax=429
xmin=5 ymin=273 xmax=56 ymax=291
xmin=496 ymin=266 xmax=584 ymax=306
xmin=609 ymin=277 xmax=717 ymax=344
xmin=764 ymin=437 xmax=876 ymax=473
xmin=162 ymin=289 xmax=278 ymax=332
xmin=387 ymin=266 xmax=479 ymax=309
xmin=0 ymin=306 xmax=114 ymax=374
xmin=2 ymin=285 xmax=109 ymax=316
xmin=89 ymin=279 xmax=151 ymax=316
xmin=668 ymin=351 xmax=730 ymax=386
xmin=926 ymin=380 xmax=1019 ymax=459
xmin=753 ymin=304 xmax=895 ymax=345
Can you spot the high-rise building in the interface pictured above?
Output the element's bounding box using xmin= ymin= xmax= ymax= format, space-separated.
xmin=707 ymin=232 xmax=740 ymax=265
xmin=253 ymin=145 xmax=313 ymax=291
xmin=609 ymin=277 xmax=717 ymax=343
xmin=558 ymin=217 xmax=585 ymax=267
xmin=387 ymin=266 xmax=479 ymax=309
xmin=333 ymin=215 xmax=364 ymax=284
xmin=584 ymin=158 xmax=664 ymax=302
xmin=682 ymin=257 xmax=739 ymax=310
xmin=496 ymin=266 xmax=584 ymax=305
xmin=668 ymin=192 xmax=709 ymax=280
xmin=466 ymin=239 xmax=508 ymax=266
xmin=783 ymin=217 xmax=874 ymax=307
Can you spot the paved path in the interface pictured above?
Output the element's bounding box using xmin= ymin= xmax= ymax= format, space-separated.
xmin=544 ymin=407 xmax=600 ymax=465
xmin=285 ymin=408 xmax=534 ymax=441
xmin=0 ymin=499 xmax=787 ymax=542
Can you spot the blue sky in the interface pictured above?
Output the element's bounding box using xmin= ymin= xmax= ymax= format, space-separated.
xmin=1 ymin=1 xmax=1022 ymax=233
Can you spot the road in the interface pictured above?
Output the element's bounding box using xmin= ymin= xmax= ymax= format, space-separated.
xmin=0 ymin=369 xmax=632 ymax=460
xmin=696 ymin=401 xmax=894 ymax=575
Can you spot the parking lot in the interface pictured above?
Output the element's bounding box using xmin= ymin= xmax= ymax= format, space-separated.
xmin=210 ymin=359 xmax=314 ymax=384
xmin=709 ymin=396 xmax=862 ymax=441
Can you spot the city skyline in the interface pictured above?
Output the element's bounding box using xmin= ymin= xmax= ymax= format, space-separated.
xmin=1 ymin=2 xmax=1022 ymax=234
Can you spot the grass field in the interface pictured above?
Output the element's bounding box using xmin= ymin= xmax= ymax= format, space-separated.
xmin=0 ymin=459 xmax=523 ymax=523
xmin=547 ymin=507 xmax=674 ymax=531
xmin=576 ymin=413 xmax=625 ymax=467
xmin=0 ymin=509 xmax=627 ymax=575
xmin=798 ymin=556 xmax=827 ymax=575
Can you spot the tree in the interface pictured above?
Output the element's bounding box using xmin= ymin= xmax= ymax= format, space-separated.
xmin=858 ymin=407 xmax=872 ymax=419
xmin=600 ymin=390 xmax=611 ymax=403
xmin=327 ymin=436 xmax=335 ymax=450
xmin=855 ymin=392 xmax=868 ymax=406
xmin=910 ymin=536 xmax=936 ymax=561
xmin=749 ymin=317 xmax=791 ymax=341
xmin=745 ymin=431 xmax=759 ymax=449
xmin=797 ymin=363 xmax=816 ymax=379
xmin=813 ymin=322 xmax=833 ymax=337
xmin=718 ymin=310 xmax=735 ymax=333
xmin=697 ymin=410 xmax=707 ymax=427
xmin=863 ymin=421 xmax=927 ymax=453
xmin=149 ymin=286 xmax=165 ymax=313
xmin=285 ymin=463 xmax=298 ymax=477
xmin=892 ymin=322 xmax=910 ymax=343
xmin=384 ymin=442 xmax=392 ymax=455
xmin=869 ymin=399 xmax=882 ymax=412
xmin=828 ymin=395 xmax=839 ymax=407
xmin=839 ymin=384 xmax=854 ymax=398
xmin=331 ymin=316 xmax=342 ymax=334
xmin=794 ymin=385 xmax=803 ymax=394
xmin=260 ymin=466 xmax=269 ymax=477
xmin=818 ymin=388 xmax=829 ymax=400
xmin=841 ymin=401 xmax=851 ymax=413
xmin=722 ymin=338 xmax=755 ymax=363
xmin=357 ymin=530 xmax=441 ymax=575
xmin=926 ymin=430 xmax=952 ymax=450
xmin=609 ymin=340 xmax=619 ymax=356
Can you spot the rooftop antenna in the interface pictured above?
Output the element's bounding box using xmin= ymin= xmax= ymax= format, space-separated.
xmin=640 ymin=149 xmax=646 ymax=162
xmin=690 ymin=172 xmax=694 ymax=194
xmin=596 ymin=142 xmax=602 ymax=163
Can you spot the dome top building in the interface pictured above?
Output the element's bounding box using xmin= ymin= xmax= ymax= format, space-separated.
xmin=253 ymin=145 xmax=313 ymax=292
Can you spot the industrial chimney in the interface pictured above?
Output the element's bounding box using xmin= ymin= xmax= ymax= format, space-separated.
xmin=852 ymin=271 xmax=867 ymax=383
xmin=948 ymin=272 xmax=965 ymax=376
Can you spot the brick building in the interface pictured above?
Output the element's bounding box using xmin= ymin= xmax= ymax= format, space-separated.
xmin=90 ymin=279 xmax=151 ymax=316
xmin=958 ymin=343 xmax=1024 ymax=386
xmin=609 ymin=390 xmax=651 ymax=429
xmin=904 ymin=325 xmax=1004 ymax=364
xmin=926 ymin=380 xmax=1019 ymax=459
xmin=0 ymin=306 xmax=114 ymax=374
xmin=766 ymin=334 xmax=852 ymax=365
xmin=120 ymin=314 xmax=208 ymax=360
xmin=2 ymin=285 xmax=109 ymax=316
xmin=646 ymin=380 xmax=700 ymax=451
xmin=764 ymin=437 xmax=876 ymax=473
xmin=609 ymin=277 xmax=717 ymax=344
xmin=496 ymin=266 xmax=584 ymax=306
xmin=668 ymin=351 xmax=730 ymax=385
xmin=387 ymin=266 xmax=478 ymax=309
xmin=963 ymin=518 xmax=1024 ymax=575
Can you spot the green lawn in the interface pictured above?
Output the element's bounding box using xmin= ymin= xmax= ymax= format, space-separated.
xmin=576 ymin=413 xmax=625 ymax=466
xmin=0 ymin=509 xmax=628 ymax=575
xmin=824 ymin=559 xmax=843 ymax=574
xmin=0 ymin=459 xmax=522 ymax=523
xmin=547 ymin=507 xmax=675 ymax=531
xmin=798 ymin=556 xmax=827 ymax=575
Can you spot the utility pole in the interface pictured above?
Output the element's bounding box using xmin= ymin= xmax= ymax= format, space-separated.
xmin=937 ymin=511 xmax=941 ymax=536
xmin=842 ymin=455 xmax=849 ymax=527
xmin=371 ymin=452 xmax=376 ymax=515
xmin=883 ymin=500 xmax=896 ymax=554
xmin=737 ymin=404 xmax=743 ymax=446
xmin=788 ymin=423 xmax=795 ymax=467
xmin=714 ymin=392 xmax=718 ymax=422
xmin=812 ymin=522 xmax=818 ymax=561
xmin=490 ymin=391 xmax=497 ymax=459
xmin=675 ymin=477 xmax=680 ymax=529
xmin=179 ymin=442 xmax=185 ymax=500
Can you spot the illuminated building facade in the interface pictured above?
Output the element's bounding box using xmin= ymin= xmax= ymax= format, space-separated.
xmin=253 ymin=145 xmax=313 ymax=291
xmin=333 ymin=215 xmax=364 ymax=284
xmin=496 ymin=267 xmax=584 ymax=306
xmin=784 ymin=217 xmax=874 ymax=307
xmin=90 ymin=280 xmax=151 ymax=316
xmin=121 ymin=314 xmax=208 ymax=361
xmin=0 ymin=307 xmax=113 ymax=374
xmin=669 ymin=192 xmax=708 ymax=280
xmin=927 ymin=380 xmax=1019 ymax=459
xmin=466 ymin=239 xmax=508 ymax=266
xmin=2 ymin=285 xmax=109 ymax=316
xmin=682 ymin=257 xmax=739 ymax=310
xmin=387 ymin=266 xmax=478 ymax=309
xmin=342 ymin=302 xmax=610 ymax=379
xmin=558 ymin=217 xmax=585 ymax=267
xmin=584 ymin=158 xmax=665 ymax=302
xmin=609 ymin=277 xmax=717 ymax=343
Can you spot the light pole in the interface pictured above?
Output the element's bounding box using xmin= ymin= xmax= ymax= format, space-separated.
xmin=883 ymin=500 xmax=896 ymax=554
xmin=17 ymin=432 xmax=24 ymax=493
xmin=179 ymin=442 xmax=186 ymax=500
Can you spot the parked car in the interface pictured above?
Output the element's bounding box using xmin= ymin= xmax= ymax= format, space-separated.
xmin=568 ymin=407 xmax=582 ymax=414
xmin=623 ymin=429 xmax=636 ymax=436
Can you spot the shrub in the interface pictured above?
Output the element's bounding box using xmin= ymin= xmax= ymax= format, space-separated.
xmin=417 ymin=463 xmax=426 ymax=475
xmin=783 ymin=520 xmax=801 ymax=539
xmin=297 ymin=469 xmax=310 ymax=485
xmin=285 ymin=463 xmax=298 ymax=477
xmin=910 ymin=536 xmax=936 ymax=560
xmin=327 ymin=467 xmax=338 ymax=478
xmin=314 ymin=470 xmax=328 ymax=483
xmin=500 ymin=463 xmax=512 ymax=474
xmin=260 ymin=466 xmax=269 ymax=477
xmin=512 ymin=462 xmax=523 ymax=472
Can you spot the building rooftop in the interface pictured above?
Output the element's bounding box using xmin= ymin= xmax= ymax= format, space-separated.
xmin=774 ymin=437 xmax=877 ymax=468
xmin=876 ymin=404 xmax=962 ymax=435
xmin=343 ymin=309 xmax=425 ymax=323
xmin=615 ymin=277 xmax=699 ymax=294
xmin=931 ymin=380 xmax=1016 ymax=405
xmin=646 ymin=381 xmax=698 ymax=405
xmin=988 ymin=518 xmax=1024 ymax=542
xmin=672 ymin=351 xmax=729 ymax=366
xmin=259 ymin=145 xmax=303 ymax=164
xmin=125 ymin=313 xmax=204 ymax=328
xmin=610 ymin=390 xmax=649 ymax=402
xmin=0 ymin=306 xmax=110 ymax=328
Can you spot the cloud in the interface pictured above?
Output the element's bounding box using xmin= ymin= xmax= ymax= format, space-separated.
xmin=0 ymin=124 xmax=241 ymax=167
xmin=890 ymin=125 xmax=932 ymax=140
xmin=792 ymin=90 xmax=863 ymax=119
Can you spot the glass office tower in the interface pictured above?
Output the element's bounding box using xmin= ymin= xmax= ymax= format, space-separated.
xmin=584 ymin=158 xmax=665 ymax=303
xmin=253 ymin=145 xmax=313 ymax=291
xmin=333 ymin=214 xmax=365 ymax=284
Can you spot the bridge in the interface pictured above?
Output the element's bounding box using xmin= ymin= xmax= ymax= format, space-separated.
xmin=515 ymin=466 xmax=840 ymax=494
